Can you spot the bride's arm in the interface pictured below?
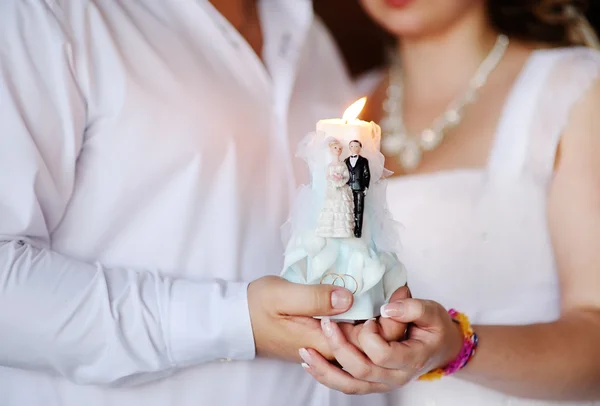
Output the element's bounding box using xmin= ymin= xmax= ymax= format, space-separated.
xmin=454 ymin=77 xmax=600 ymax=400
xmin=330 ymin=166 xmax=350 ymax=187
xmin=298 ymin=80 xmax=600 ymax=400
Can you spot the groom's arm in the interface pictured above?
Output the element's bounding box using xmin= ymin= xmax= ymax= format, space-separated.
xmin=363 ymin=159 xmax=371 ymax=190
xmin=0 ymin=1 xmax=254 ymax=387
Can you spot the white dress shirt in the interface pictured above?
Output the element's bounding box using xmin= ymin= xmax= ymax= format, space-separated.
xmin=0 ymin=1 xmax=387 ymax=405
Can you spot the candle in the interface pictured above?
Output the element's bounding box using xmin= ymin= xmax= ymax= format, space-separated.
xmin=280 ymin=96 xmax=407 ymax=322
xmin=316 ymin=97 xmax=379 ymax=146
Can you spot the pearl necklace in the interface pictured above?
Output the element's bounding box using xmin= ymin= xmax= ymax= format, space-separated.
xmin=381 ymin=34 xmax=510 ymax=170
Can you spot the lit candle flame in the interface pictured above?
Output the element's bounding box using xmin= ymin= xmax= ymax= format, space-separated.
xmin=342 ymin=97 xmax=367 ymax=121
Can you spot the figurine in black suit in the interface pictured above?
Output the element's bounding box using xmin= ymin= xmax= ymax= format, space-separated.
xmin=344 ymin=140 xmax=370 ymax=238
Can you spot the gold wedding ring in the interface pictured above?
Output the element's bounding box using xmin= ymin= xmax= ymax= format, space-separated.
xmin=319 ymin=273 xmax=359 ymax=294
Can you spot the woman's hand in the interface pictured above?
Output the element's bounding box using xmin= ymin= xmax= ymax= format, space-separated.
xmin=299 ymin=299 xmax=464 ymax=395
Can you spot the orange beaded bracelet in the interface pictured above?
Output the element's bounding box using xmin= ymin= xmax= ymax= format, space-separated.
xmin=418 ymin=309 xmax=478 ymax=381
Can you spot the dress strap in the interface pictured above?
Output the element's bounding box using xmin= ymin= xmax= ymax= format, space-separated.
xmin=486 ymin=51 xmax=554 ymax=179
xmin=523 ymin=47 xmax=600 ymax=186
xmin=486 ymin=47 xmax=600 ymax=185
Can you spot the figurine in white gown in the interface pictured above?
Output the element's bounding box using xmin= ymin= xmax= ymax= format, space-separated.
xmin=315 ymin=140 xmax=354 ymax=238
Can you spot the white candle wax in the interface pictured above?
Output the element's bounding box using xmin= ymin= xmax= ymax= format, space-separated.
xmin=316 ymin=118 xmax=377 ymax=148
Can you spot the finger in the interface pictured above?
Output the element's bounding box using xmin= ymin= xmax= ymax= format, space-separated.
xmin=378 ymin=316 xmax=407 ymax=342
xmin=337 ymin=321 xmax=401 ymax=355
xmin=338 ymin=318 xmax=404 ymax=349
xmin=378 ymin=285 xmax=411 ymax=340
xmin=271 ymin=276 xmax=354 ymax=317
xmin=387 ymin=284 xmax=412 ymax=303
xmin=337 ymin=321 xmax=361 ymax=348
xmin=321 ymin=318 xmax=390 ymax=383
xmin=299 ymin=348 xmax=391 ymax=395
xmin=358 ymin=319 xmax=428 ymax=374
xmin=380 ymin=299 xmax=442 ymax=329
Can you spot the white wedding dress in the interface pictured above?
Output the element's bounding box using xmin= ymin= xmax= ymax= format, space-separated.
xmin=316 ymin=161 xmax=354 ymax=238
xmin=385 ymin=47 xmax=600 ymax=405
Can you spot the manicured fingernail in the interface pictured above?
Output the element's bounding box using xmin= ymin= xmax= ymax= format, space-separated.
xmin=331 ymin=290 xmax=352 ymax=309
xmin=321 ymin=317 xmax=333 ymax=337
xmin=299 ymin=348 xmax=312 ymax=365
xmin=381 ymin=302 xmax=404 ymax=318
xmin=301 ymin=362 xmax=310 ymax=369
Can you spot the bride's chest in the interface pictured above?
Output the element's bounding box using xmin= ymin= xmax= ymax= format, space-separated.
xmin=386 ymin=171 xmax=560 ymax=323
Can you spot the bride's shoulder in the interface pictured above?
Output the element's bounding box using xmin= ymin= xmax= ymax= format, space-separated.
xmin=529 ymin=46 xmax=600 ymax=107
xmin=530 ymin=46 xmax=600 ymax=153
xmin=535 ymin=46 xmax=600 ymax=77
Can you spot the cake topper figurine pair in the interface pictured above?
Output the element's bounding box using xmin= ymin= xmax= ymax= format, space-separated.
xmin=316 ymin=140 xmax=370 ymax=239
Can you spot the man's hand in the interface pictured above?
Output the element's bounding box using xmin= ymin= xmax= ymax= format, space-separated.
xmin=247 ymin=276 xmax=355 ymax=363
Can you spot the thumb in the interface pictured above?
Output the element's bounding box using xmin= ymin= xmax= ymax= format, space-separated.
xmin=387 ymin=284 xmax=412 ymax=303
xmin=380 ymin=298 xmax=440 ymax=328
xmin=275 ymin=279 xmax=354 ymax=317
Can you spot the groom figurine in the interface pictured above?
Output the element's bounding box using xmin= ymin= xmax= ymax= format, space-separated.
xmin=345 ymin=140 xmax=370 ymax=238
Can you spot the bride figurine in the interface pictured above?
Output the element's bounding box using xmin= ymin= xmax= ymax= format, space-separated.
xmin=315 ymin=139 xmax=354 ymax=239
xmin=280 ymin=118 xmax=407 ymax=321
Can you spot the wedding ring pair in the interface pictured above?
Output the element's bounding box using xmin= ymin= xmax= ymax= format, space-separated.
xmin=319 ymin=273 xmax=359 ymax=294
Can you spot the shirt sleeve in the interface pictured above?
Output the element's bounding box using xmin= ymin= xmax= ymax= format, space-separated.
xmin=0 ymin=0 xmax=255 ymax=386
xmin=363 ymin=159 xmax=371 ymax=189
